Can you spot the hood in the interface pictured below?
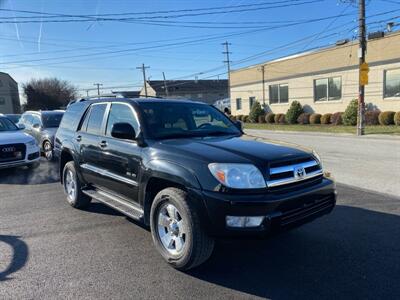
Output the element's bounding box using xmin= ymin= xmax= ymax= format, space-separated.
xmin=152 ymin=134 xmax=313 ymax=164
xmin=42 ymin=128 xmax=58 ymax=142
xmin=0 ymin=131 xmax=35 ymax=145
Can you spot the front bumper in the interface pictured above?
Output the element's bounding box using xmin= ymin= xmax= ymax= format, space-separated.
xmin=0 ymin=145 xmax=40 ymax=169
xmin=193 ymin=177 xmax=336 ymax=237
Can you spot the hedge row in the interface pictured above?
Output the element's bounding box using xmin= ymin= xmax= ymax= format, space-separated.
xmin=231 ymin=100 xmax=400 ymax=126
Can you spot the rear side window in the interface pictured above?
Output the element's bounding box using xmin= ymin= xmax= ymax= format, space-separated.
xmin=59 ymin=102 xmax=87 ymax=131
xmin=85 ymin=104 xmax=107 ymax=135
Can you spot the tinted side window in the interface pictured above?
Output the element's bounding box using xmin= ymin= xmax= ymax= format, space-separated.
xmin=60 ymin=102 xmax=87 ymax=131
xmin=106 ymin=103 xmax=139 ymax=137
xmin=86 ymin=104 xmax=107 ymax=135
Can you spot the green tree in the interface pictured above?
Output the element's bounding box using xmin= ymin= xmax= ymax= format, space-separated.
xmin=23 ymin=78 xmax=77 ymax=110
xmin=343 ymin=99 xmax=358 ymax=126
xmin=285 ymin=101 xmax=303 ymax=124
xmin=248 ymin=101 xmax=265 ymax=123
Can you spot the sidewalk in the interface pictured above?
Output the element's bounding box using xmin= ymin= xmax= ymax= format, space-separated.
xmin=246 ymin=129 xmax=400 ymax=197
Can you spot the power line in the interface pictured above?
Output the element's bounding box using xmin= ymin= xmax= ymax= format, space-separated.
xmin=0 ymin=0 xmax=324 ymax=24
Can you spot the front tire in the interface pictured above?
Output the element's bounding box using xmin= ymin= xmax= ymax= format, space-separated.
xmin=43 ymin=141 xmax=54 ymax=161
xmin=150 ymin=187 xmax=214 ymax=271
xmin=63 ymin=161 xmax=91 ymax=209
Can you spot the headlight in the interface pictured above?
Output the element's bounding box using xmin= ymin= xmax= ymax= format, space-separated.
xmin=312 ymin=150 xmax=322 ymax=167
xmin=26 ymin=140 xmax=36 ymax=147
xmin=208 ymin=163 xmax=266 ymax=189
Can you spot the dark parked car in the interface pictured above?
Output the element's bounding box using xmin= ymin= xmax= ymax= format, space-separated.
xmin=5 ymin=114 xmax=21 ymax=125
xmin=55 ymin=98 xmax=336 ymax=270
xmin=19 ymin=110 xmax=64 ymax=160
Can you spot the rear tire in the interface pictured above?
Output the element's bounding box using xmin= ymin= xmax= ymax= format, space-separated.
xmin=150 ymin=187 xmax=214 ymax=271
xmin=63 ymin=161 xmax=91 ymax=209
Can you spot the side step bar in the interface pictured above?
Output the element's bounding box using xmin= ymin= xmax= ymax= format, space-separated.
xmin=82 ymin=188 xmax=144 ymax=221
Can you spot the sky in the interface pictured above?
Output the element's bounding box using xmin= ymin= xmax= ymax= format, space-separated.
xmin=0 ymin=0 xmax=399 ymax=98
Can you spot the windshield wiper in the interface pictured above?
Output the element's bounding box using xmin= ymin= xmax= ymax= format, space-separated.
xmin=203 ymin=131 xmax=239 ymax=137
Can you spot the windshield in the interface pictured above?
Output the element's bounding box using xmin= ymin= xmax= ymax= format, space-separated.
xmin=0 ymin=117 xmax=19 ymax=132
xmin=42 ymin=112 xmax=64 ymax=128
xmin=138 ymin=102 xmax=240 ymax=139
xmin=5 ymin=115 xmax=21 ymax=124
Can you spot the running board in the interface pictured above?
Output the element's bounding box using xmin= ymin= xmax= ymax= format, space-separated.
xmin=83 ymin=188 xmax=144 ymax=221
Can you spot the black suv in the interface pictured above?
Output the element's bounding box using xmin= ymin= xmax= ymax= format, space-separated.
xmin=55 ymin=98 xmax=336 ymax=270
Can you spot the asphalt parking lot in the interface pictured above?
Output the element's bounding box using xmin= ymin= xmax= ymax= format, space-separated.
xmin=1 ymin=160 xmax=400 ymax=299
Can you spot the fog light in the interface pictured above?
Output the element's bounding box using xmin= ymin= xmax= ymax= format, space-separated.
xmin=226 ymin=216 xmax=264 ymax=228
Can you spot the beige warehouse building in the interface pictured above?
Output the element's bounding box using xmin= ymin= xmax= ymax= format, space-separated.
xmin=230 ymin=31 xmax=400 ymax=116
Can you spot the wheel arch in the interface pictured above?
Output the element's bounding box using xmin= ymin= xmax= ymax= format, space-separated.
xmin=140 ymin=160 xmax=204 ymax=226
xmin=59 ymin=148 xmax=76 ymax=184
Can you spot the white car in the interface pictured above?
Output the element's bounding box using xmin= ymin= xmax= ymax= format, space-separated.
xmin=0 ymin=116 xmax=40 ymax=169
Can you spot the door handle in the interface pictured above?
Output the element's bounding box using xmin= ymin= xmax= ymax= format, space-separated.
xmin=99 ymin=141 xmax=107 ymax=148
xmin=76 ymin=135 xmax=82 ymax=142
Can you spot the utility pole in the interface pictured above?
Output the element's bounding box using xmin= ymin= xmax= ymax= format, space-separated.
xmin=222 ymin=41 xmax=232 ymax=100
xmin=93 ymin=83 xmax=103 ymax=97
xmin=162 ymin=72 xmax=169 ymax=97
xmin=137 ymin=63 xmax=150 ymax=97
xmin=357 ymin=0 xmax=366 ymax=136
xmin=86 ymin=90 xmax=89 ymax=97
xmin=261 ymin=65 xmax=266 ymax=107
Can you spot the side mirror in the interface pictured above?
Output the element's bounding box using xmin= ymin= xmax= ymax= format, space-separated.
xmin=111 ymin=123 xmax=136 ymax=140
xmin=18 ymin=124 xmax=25 ymax=130
xmin=234 ymin=120 xmax=243 ymax=131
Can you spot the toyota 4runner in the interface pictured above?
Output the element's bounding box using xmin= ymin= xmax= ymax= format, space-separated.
xmin=55 ymin=98 xmax=336 ymax=270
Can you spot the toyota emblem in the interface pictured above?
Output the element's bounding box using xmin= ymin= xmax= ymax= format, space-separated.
xmin=294 ymin=166 xmax=306 ymax=179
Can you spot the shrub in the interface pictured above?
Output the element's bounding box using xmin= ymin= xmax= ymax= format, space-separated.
xmin=297 ymin=113 xmax=311 ymax=124
xmin=321 ymin=113 xmax=332 ymax=124
xmin=378 ymin=111 xmax=395 ymax=125
xmin=274 ymin=114 xmax=283 ymax=124
xmin=265 ymin=112 xmax=275 ymax=123
xmin=285 ymin=101 xmax=303 ymax=124
xmin=365 ymin=110 xmax=380 ymax=125
xmin=343 ymin=99 xmax=358 ymax=126
xmin=237 ymin=115 xmax=244 ymax=121
xmin=230 ymin=115 xmax=237 ymax=121
xmin=258 ymin=114 xmax=266 ymax=123
xmin=310 ymin=113 xmax=322 ymax=124
xmin=242 ymin=115 xmax=249 ymax=123
xmin=395 ymin=112 xmax=400 ymax=126
xmin=331 ymin=112 xmax=343 ymax=125
xmin=249 ymin=101 xmax=265 ymax=123
xmin=277 ymin=114 xmax=286 ymax=124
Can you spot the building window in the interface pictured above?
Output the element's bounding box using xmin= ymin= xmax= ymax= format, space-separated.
xmin=236 ymin=98 xmax=242 ymax=110
xmin=249 ymin=97 xmax=256 ymax=109
xmin=314 ymin=76 xmax=341 ymax=102
xmin=0 ymin=97 xmax=5 ymax=105
xmin=269 ymin=84 xmax=288 ymax=104
xmin=384 ymin=69 xmax=400 ymax=98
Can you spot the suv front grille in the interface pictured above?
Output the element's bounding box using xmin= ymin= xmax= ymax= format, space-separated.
xmin=0 ymin=143 xmax=26 ymax=163
xmin=267 ymin=157 xmax=323 ymax=189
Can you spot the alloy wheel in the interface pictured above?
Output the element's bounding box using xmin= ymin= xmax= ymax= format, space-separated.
xmin=157 ymin=203 xmax=187 ymax=256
